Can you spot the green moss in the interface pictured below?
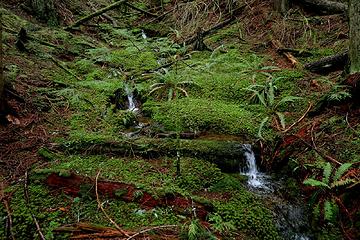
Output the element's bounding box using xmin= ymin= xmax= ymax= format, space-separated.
xmin=176 ymin=158 xmax=223 ymax=192
xmin=6 ymin=185 xmax=69 ymax=239
xmin=151 ymin=98 xmax=258 ymax=136
xmin=214 ymin=193 xmax=281 ymax=240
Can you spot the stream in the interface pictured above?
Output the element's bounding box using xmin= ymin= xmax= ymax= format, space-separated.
xmin=241 ymin=144 xmax=312 ymax=240
xmin=124 ymin=82 xmax=312 ymax=239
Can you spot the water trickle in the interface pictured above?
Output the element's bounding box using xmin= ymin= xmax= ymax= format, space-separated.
xmin=240 ymin=144 xmax=269 ymax=189
xmin=124 ymin=84 xmax=138 ymax=112
xmin=141 ymin=30 xmax=147 ymax=39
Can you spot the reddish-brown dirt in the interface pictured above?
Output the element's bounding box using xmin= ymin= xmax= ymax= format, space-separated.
xmin=45 ymin=172 xmax=210 ymax=220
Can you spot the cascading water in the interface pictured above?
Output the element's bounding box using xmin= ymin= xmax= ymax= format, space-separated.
xmin=141 ymin=30 xmax=147 ymax=39
xmin=240 ymin=144 xmax=312 ymax=240
xmin=124 ymin=84 xmax=138 ymax=112
xmin=240 ymin=144 xmax=269 ymax=189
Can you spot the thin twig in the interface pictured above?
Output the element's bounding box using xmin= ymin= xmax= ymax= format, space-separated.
xmin=124 ymin=2 xmax=158 ymax=17
xmin=2 ymin=198 xmax=16 ymax=240
xmin=95 ymin=171 xmax=130 ymax=237
xmin=292 ymin=135 xmax=341 ymax=166
xmin=283 ymin=102 xmax=313 ymax=133
xmin=24 ymin=171 xmax=46 ymax=240
xmin=126 ymin=225 xmax=178 ymax=240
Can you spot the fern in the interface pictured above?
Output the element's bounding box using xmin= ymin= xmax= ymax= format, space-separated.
xmin=313 ymin=203 xmax=321 ymax=221
xmin=331 ymin=178 xmax=355 ymax=188
xmin=327 ymin=85 xmax=351 ymax=102
xmin=257 ymin=117 xmax=269 ymax=140
xmin=303 ymin=179 xmax=329 ymax=188
xmin=324 ymin=199 xmax=338 ymax=222
xmin=332 ymin=163 xmax=352 ymax=182
xmin=275 ymin=111 xmax=286 ymax=129
xmin=323 ymin=162 xmax=332 ymax=185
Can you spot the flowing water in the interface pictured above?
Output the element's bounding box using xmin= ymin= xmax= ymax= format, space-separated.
xmin=240 ymin=144 xmax=312 ymax=240
xmin=240 ymin=144 xmax=271 ymax=190
xmin=124 ymin=84 xmax=138 ymax=112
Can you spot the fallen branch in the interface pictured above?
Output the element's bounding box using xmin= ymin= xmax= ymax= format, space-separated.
xmin=95 ymin=171 xmax=130 ymax=237
xmin=2 ymin=26 xmax=80 ymax=56
xmin=49 ymin=55 xmax=81 ymax=81
xmin=304 ymin=51 xmax=348 ymax=74
xmin=184 ymin=17 xmax=234 ymax=45
xmin=278 ymin=48 xmax=312 ymax=57
xmin=293 ymin=135 xmax=342 ymax=166
xmin=24 ymin=171 xmax=46 ymax=240
xmin=126 ymin=225 xmax=179 ymax=240
xmin=88 ymin=2 xmax=118 ymax=27
xmin=283 ymin=102 xmax=313 ymax=133
xmin=271 ymin=39 xmax=298 ymax=66
xmin=297 ymin=0 xmax=348 ymax=15
xmin=124 ymin=2 xmax=158 ymax=17
xmin=66 ymin=0 xmax=127 ymax=29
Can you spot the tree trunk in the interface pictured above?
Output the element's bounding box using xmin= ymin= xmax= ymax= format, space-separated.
xmin=0 ymin=11 xmax=4 ymax=114
xmin=274 ymin=0 xmax=289 ymax=15
xmin=349 ymin=0 xmax=360 ymax=74
xmin=29 ymin=0 xmax=58 ymax=26
xmin=347 ymin=0 xmax=360 ymax=95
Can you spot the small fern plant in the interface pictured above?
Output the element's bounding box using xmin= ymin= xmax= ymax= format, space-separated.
xmin=303 ymin=162 xmax=354 ymax=223
xmin=149 ymin=69 xmax=199 ymax=101
xmin=244 ymin=76 xmax=302 ymax=139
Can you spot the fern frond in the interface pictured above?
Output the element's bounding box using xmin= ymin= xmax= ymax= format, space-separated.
xmin=275 ymin=96 xmax=302 ymax=108
xmin=324 ymin=199 xmax=338 ymax=222
xmin=275 ymin=111 xmax=286 ymax=130
xmin=176 ymin=87 xmax=189 ymax=97
xmin=303 ymin=179 xmax=329 ymax=188
xmin=257 ymin=117 xmax=269 ymax=140
xmin=257 ymin=92 xmax=267 ymax=107
xmin=333 ymin=163 xmax=352 ymax=182
xmin=313 ymin=202 xmax=321 ymax=221
xmin=331 ymin=178 xmax=355 ymax=188
xmin=168 ymin=88 xmax=174 ymax=101
xmin=267 ymin=81 xmax=275 ymax=107
xmin=323 ymin=162 xmax=332 ymax=185
xmin=149 ymin=86 xmax=165 ymax=95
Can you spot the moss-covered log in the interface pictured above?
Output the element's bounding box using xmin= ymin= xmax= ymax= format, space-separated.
xmin=296 ymin=0 xmax=348 ymax=15
xmin=58 ymin=138 xmax=248 ymax=172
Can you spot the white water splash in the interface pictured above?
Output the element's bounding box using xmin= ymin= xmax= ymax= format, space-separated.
xmin=241 ymin=144 xmax=269 ymax=189
xmin=141 ymin=30 xmax=147 ymax=39
xmin=124 ymin=84 xmax=138 ymax=112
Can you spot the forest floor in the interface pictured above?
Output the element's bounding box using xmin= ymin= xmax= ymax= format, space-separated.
xmin=1 ymin=0 xmax=359 ymax=239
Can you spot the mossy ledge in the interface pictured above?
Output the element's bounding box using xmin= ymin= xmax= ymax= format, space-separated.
xmin=57 ymin=137 xmax=248 ymax=172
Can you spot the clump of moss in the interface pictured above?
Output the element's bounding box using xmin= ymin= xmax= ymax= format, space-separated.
xmin=151 ymin=98 xmax=258 ymax=136
xmin=214 ymin=192 xmax=281 ymax=240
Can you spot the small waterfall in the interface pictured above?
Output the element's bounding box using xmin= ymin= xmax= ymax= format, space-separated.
xmin=240 ymin=144 xmax=312 ymax=239
xmin=124 ymin=84 xmax=138 ymax=112
xmin=241 ymin=144 xmax=268 ymax=189
xmin=141 ymin=30 xmax=147 ymax=39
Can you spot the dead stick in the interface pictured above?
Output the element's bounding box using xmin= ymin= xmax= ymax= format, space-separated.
xmin=95 ymin=171 xmax=130 ymax=237
xmin=126 ymin=225 xmax=178 ymax=240
xmin=24 ymin=171 xmax=46 ymax=240
xmin=49 ymin=56 xmax=81 ymax=81
xmin=124 ymin=2 xmax=158 ymax=17
xmin=67 ymin=0 xmax=128 ymax=29
xmin=2 ymin=199 xmax=16 ymax=240
xmin=283 ymin=102 xmax=313 ymax=133
xmin=293 ymin=136 xmax=341 ymax=166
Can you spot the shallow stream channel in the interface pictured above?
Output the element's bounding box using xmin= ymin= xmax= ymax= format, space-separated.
xmin=124 ymin=84 xmax=313 ymax=239
xmin=241 ymin=144 xmax=313 ymax=240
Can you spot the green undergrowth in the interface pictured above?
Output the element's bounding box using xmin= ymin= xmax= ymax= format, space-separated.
xmin=0 ymin=184 xmax=180 ymax=239
xmin=149 ymin=98 xmax=259 ymax=136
